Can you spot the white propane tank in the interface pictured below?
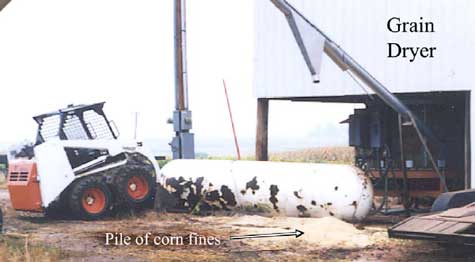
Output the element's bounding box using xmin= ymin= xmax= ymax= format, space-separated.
xmin=159 ymin=160 xmax=373 ymax=222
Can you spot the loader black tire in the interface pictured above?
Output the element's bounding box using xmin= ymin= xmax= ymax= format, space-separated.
xmin=69 ymin=176 xmax=112 ymax=220
xmin=45 ymin=200 xmax=69 ymax=219
xmin=114 ymin=165 xmax=155 ymax=208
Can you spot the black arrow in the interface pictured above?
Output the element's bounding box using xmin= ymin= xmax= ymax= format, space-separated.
xmin=229 ymin=229 xmax=304 ymax=240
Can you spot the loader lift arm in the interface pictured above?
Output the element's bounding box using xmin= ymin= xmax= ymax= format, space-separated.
xmin=270 ymin=0 xmax=448 ymax=192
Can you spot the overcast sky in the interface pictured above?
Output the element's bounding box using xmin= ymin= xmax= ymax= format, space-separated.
xmin=0 ymin=0 xmax=355 ymax=155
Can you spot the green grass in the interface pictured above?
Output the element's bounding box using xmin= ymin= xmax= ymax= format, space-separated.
xmin=0 ymin=235 xmax=65 ymax=262
xmin=157 ymin=159 xmax=172 ymax=168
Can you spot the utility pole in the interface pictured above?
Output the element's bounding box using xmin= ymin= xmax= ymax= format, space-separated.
xmin=169 ymin=0 xmax=195 ymax=159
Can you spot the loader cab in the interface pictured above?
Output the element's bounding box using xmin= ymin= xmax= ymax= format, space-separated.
xmin=33 ymin=102 xmax=119 ymax=145
xmin=32 ymin=102 xmax=120 ymax=169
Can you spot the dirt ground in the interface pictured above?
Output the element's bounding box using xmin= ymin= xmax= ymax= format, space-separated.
xmin=1 ymin=189 xmax=475 ymax=262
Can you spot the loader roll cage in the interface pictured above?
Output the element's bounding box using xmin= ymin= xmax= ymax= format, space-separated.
xmin=34 ymin=102 xmax=119 ymax=145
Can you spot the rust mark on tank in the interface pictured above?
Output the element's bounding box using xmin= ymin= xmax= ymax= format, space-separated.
xmin=245 ymin=176 xmax=260 ymax=194
xmin=311 ymin=200 xmax=317 ymax=206
xmin=200 ymin=184 xmax=238 ymax=211
xmin=293 ymin=191 xmax=303 ymax=199
xmin=220 ymin=185 xmax=237 ymax=206
xmin=362 ymin=178 xmax=369 ymax=189
xmin=165 ymin=176 xmax=206 ymax=210
xmin=334 ymin=186 xmax=338 ymax=191
xmin=165 ymin=176 xmax=241 ymax=212
xmin=246 ymin=176 xmax=260 ymax=190
xmin=165 ymin=176 xmax=183 ymax=192
xmin=329 ymin=211 xmax=335 ymax=216
xmin=327 ymin=202 xmax=333 ymax=206
xmin=351 ymin=200 xmax=358 ymax=208
xmin=205 ymin=190 xmax=220 ymax=202
xmin=187 ymin=177 xmax=204 ymax=207
xmin=269 ymin=184 xmax=279 ymax=211
xmin=296 ymin=205 xmax=309 ymax=217
xmin=240 ymin=189 xmax=246 ymax=195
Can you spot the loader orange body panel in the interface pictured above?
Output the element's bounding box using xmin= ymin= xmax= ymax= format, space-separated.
xmin=7 ymin=161 xmax=43 ymax=212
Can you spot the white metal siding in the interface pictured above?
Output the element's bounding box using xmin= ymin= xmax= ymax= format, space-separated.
xmin=254 ymin=0 xmax=475 ymax=98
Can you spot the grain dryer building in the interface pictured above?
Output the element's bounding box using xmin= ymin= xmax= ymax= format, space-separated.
xmin=254 ymin=0 xmax=475 ymax=198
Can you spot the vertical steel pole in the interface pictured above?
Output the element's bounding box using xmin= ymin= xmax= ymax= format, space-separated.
xmin=170 ymin=0 xmax=195 ymax=159
xmin=175 ymin=0 xmax=187 ymax=111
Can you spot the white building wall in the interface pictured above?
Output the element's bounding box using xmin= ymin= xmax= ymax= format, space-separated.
xmin=254 ymin=0 xmax=475 ymax=98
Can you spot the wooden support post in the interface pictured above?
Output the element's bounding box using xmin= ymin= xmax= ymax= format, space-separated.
xmin=256 ymin=98 xmax=269 ymax=161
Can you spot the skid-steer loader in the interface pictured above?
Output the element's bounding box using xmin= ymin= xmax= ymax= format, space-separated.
xmin=7 ymin=102 xmax=160 ymax=220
